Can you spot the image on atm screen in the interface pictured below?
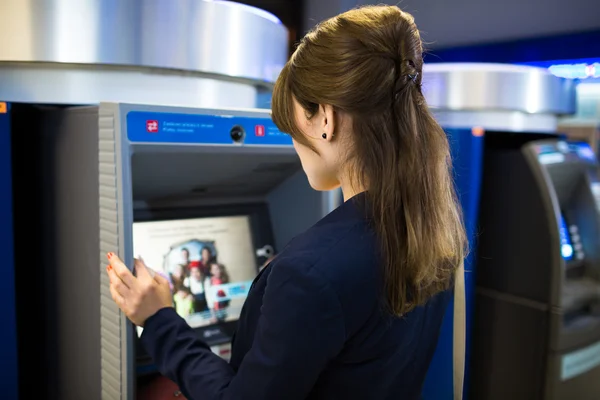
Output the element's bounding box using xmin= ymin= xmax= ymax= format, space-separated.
xmin=132 ymin=215 xmax=257 ymax=330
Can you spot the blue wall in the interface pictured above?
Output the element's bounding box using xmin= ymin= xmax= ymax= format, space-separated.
xmin=422 ymin=128 xmax=484 ymax=400
xmin=425 ymin=30 xmax=600 ymax=65
xmin=0 ymin=102 xmax=17 ymax=399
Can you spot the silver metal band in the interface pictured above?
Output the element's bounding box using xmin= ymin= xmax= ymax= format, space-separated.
xmin=423 ymin=63 xmax=576 ymax=116
xmin=0 ymin=0 xmax=288 ymax=106
xmin=432 ymin=110 xmax=559 ymax=133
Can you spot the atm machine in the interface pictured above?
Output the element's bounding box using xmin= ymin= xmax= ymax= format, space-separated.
xmin=474 ymin=136 xmax=600 ymax=400
xmin=0 ymin=1 xmax=295 ymax=399
xmin=13 ymin=102 xmax=338 ymax=400
xmin=420 ymin=63 xmax=580 ymax=399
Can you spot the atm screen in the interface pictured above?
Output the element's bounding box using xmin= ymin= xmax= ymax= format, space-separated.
xmin=132 ymin=215 xmax=257 ymax=334
xmin=559 ymin=213 xmax=574 ymax=261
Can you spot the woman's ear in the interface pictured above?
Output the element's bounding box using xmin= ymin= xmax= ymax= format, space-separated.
xmin=320 ymin=104 xmax=336 ymax=142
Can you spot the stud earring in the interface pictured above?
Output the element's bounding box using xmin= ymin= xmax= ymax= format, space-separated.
xmin=322 ymin=133 xmax=327 ymax=139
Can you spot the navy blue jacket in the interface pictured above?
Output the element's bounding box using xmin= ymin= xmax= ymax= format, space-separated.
xmin=141 ymin=193 xmax=452 ymax=400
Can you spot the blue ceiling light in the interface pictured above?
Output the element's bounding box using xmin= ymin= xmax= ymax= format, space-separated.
xmin=548 ymin=62 xmax=600 ymax=79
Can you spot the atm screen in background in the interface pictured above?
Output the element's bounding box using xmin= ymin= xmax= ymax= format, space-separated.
xmin=559 ymin=214 xmax=574 ymax=261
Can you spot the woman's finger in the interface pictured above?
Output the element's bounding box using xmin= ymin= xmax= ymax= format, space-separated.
xmin=134 ymin=258 xmax=153 ymax=281
xmin=107 ymin=253 xmax=136 ymax=288
xmin=154 ymin=272 xmax=170 ymax=286
xmin=108 ymin=266 xmax=130 ymax=296
xmin=109 ymin=281 xmax=126 ymax=309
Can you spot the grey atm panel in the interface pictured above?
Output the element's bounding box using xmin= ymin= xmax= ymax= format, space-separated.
xmin=13 ymin=103 xmax=340 ymax=400
xmin=473 ymin=136 xmax=600 ymax=400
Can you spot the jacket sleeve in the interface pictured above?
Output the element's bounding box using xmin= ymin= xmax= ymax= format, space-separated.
xmin=140 ymin=258 xmax=346 ymax=400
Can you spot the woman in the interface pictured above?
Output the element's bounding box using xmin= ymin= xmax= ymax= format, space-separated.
xmin=169 ymin=264 xmax=186 ymax=293
xmin=106 ymin=5 xmax=467 ymax=399
xmin=172 ymin=282 xmax=194 ymax=320
xmin=184 ymin=262 xmax=208 ymax=313
xmin=205 ymin=263 xmax=231 ymax=322
xmin=199 ymin=246 xmax=215 ymax=277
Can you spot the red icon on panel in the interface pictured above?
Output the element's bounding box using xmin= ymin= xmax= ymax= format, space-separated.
xmin=146 ymin=120 xmax=159 ymax=133
xmin=255 ymin=125 xmax=265 ymax=137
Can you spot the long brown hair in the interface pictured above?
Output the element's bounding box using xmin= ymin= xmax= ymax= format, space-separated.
xmin=271 ymin=5 xmax=467 ymax=316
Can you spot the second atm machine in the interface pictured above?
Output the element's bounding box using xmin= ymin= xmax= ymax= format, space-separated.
xmin=423 ymin=63 xmax=600 ymax=400
xmin=475 ymin=138 xmax=600 ymax=400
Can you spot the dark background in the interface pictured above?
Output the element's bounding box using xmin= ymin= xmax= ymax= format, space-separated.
xmin=239 ymin=0 xmax=303 ymax=55
xmin=238 ymin=0 xmax=600 ymax=64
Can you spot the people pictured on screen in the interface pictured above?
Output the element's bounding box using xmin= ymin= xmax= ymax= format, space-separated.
xmin=159 ymin=242 xmax=228 ymax=320
xmin=184 ymin=262 xmax=208 ymax=313
xmin=180 ymin=247 xmax=190 ymax=267
xmin=170 ymin=264 xmax=186 ymax=293
xmin=206 ymin=263 xmax=230 ymax=322
xmin=200 ymin=247 xmax=215 ymax=276
xmin=173 ymin=283 xmax=194 ymax=319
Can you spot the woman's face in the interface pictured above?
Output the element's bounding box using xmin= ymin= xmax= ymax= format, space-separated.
xmin=190 ymin=268 xmax=201 ymax=280
xmin=181 ymin=249 xmax=189 ymax=262
xmin=292 ymin=99 xmax=342 ymax=191
xmin=202 ymin=248 xmax=211 ymax=262
xmin=210 ymin=263 xmax=221 ymax=278
xmin=173 ymin=265 xmax=184 ymax=278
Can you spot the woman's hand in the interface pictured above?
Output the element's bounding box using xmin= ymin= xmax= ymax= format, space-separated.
xmin=106 ymin=253 xmax=173 ymax=327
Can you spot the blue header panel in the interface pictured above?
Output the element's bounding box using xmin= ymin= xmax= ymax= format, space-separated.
xmin=126 ymin=111 xmax=292 ymax=146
